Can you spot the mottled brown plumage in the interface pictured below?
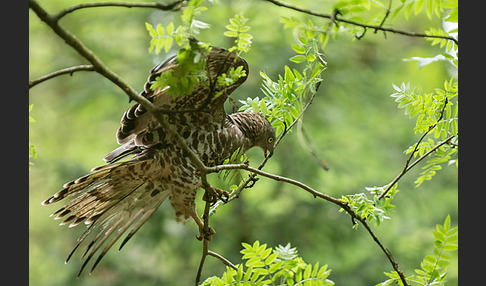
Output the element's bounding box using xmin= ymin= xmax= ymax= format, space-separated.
xmin=42 ymin=44 xmax=276 ymax=275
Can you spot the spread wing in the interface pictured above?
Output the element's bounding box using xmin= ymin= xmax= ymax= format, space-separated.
xmin=114 ymin=46 xmax=248 ymax=144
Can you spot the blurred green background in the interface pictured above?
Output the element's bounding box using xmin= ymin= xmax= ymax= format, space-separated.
xmin=29 ymin=0 xmax=457 ymax=285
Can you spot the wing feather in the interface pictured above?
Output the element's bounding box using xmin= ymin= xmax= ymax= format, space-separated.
xmin=114 ymin=45 xmax=248 ymax=148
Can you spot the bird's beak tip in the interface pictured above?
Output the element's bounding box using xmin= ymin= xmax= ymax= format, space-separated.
xmin=265 ymin=150 xmax=274 ymax=158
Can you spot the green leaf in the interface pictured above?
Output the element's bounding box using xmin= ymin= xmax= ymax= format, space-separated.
xmin=29 ymin=104 xmax=36 ymax=123
xmin=259 ymin=99 xmax=268 ymax=115
xmin=303 ymin=264 xmax=312 ymax=279
xmin=292 ymin=44 xmax=306 ymax=54
xmin=224 ymin=31 xmax=238 ymax=37
xmin=265 ymin=252 xmax=278 ymax=266
xmin=239 ymin=33 xmax=253 ymax=40
xmin=442 ymin=244 xmax=458 ymax=251
xmin=155 ymin=37 xmax=165 ymax=55
xmin=166 ymin=21 xmax=174 ymax=35
xmin=268 ymin=260 xmax=282 ymax=274
xmin=244 ymin=266 xmax=253 ymax=281
xmin=235 ymin=265 xmax=244 ymax=281
xmin=289 ymin=55 xmax=306 ymax=63
xmin=251 ymin=99 xmax=260 ymax=113
xmin=156 ymin=23 xmax=165 ymax=36
xmin=164 ymin=36 xmax=173 ymax=53
xmin=145 ymin=22 xmax=157 ymax=37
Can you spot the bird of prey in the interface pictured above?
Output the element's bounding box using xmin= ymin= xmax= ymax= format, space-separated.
xmin=41 ymin=43 xmax=276 ymax=276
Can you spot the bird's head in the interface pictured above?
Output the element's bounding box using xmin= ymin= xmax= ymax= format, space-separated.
xmin=230 ymin=112 xmax=276 ymax=158
xmin=254 ymin=118 xmax=276 ymax=158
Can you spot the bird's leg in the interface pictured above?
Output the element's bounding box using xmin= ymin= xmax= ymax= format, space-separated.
xmin=191 ymin=211 xmax=216 ymax=241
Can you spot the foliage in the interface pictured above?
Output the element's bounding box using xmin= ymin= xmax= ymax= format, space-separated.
xmin=390 ymin=0 xmax=458 ymax=187
xmin=145 ymin=4 xmax=251 ymax=100
xmin=380 ymin=215 xmax=458 ymax=286
xmin=239 ymin=27 xmax=327 ymax=138
xmin=200 ymin=241 xmax=334 ymax=286
xmin=335 ymin=0 xmax=458 ymax=247
xmin=391 ymin=79 xmax=458 ymax=187
xmin=340 ymin=185 xmax=398 ymax=227
xmin=146 ymin=0 xmax=209 ymax=55
xmin=224 ymin=13 xmax=253 ymax=54
xmin=29 ymin=0 xmax=458 ymax=285
xmin=145 ymin=0 xmax=211 ymax=96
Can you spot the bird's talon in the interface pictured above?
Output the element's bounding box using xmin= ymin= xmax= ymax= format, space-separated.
xmin=197 ymin=226 xmax=216 ymax=241
xmin=214 ymin=187 xmax=230 ymax=203
xmin=203 ymin=187 xmax=229 ymax=204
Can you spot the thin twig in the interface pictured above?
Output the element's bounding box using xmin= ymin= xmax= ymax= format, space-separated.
xmin=374 ymin=0 xmax=392 ymax=34
xmin=29 ymin=0 xmax=142 ymax=103
xmin=377 ymin=99 xmax=452 ymax=200
xmin=207 ymin=250 xmax=239 ymax=271
xmin=29 ymin=65 xmax=95 ymax=88
xmin=297 ymin=120 xmax=329 ymax=171
xmin=208 ymin=163 xmax=347 ymax=205
xmin=52 ymin=1 xmax=184 ymax=22
xmin=378 ymin=135 xmax=454 ymax=200
xmin=262 ymin=0 xmax=458 ymax=45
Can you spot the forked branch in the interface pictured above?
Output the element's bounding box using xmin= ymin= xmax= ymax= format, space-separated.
xmin=262 ymin=0 xmax=458 ymax=45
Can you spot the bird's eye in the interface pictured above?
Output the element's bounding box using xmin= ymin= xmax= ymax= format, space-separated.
xmin=267 ymin=137 xmax=274 ymax=144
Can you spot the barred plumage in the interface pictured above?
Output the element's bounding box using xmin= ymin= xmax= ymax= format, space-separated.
xmin=42 ymin=44 xmax=276 ymax=275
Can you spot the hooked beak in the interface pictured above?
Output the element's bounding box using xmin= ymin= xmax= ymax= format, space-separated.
xmin=263 ymin=148 xmax=274 ymax=158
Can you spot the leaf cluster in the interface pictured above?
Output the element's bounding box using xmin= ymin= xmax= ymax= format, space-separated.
xmin=239 ymin=31 xmax=326 ymax=138
xmin=224 ymin=13 xmax=253 ymax=54
xmin=200 ymin=241 xmax=334 ymax=286
xmin=403 ymin=0 xmax=458 ymax=68
xmin=394 ymin=0 xmax=458 ymax=22
xmin=151 ymin=40 xmax=211 ymax=97
xmin=340 ymin=185 xmax=398 ymax=227
xmin=146 ymin=0 xmax=209 ymax=55
xmin=144 ymin=0 xmax=213 ymax=96
xmin=381 ymin=215 xmax=458 ymax=286
xmin=146 ymin=5 xmax=254 ymax=100
xmin=391 ymin=79 xmax=458 ymax=186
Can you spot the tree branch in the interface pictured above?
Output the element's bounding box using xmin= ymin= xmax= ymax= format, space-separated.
xmin=52 ymin=1 xmax=184 ymax=22
xmin=29 ymin=65 xmax=95 ymax=88
xmin=31 ymin=1 xmax=409 ymax=284
xmin=262 ymin=0 xmax=458 ymax=45
xmin=204 ymin=162 xmax=409 ymax=285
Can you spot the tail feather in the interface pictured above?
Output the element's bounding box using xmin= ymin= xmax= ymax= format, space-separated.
xmin=43 ymin=159 xmax=170 ymax=275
